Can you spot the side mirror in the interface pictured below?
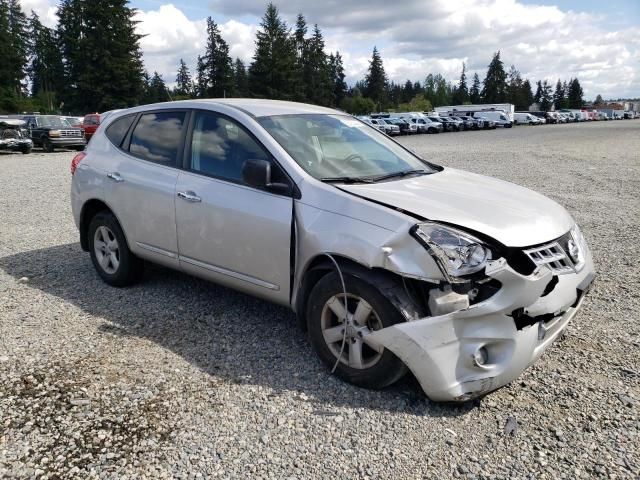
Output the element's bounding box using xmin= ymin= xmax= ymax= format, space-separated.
xmin=242 ymin=159 xmax=291 ymax=195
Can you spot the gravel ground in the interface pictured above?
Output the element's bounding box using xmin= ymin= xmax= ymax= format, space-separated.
xmin=1 ymin=120 xmax=638 ymax=479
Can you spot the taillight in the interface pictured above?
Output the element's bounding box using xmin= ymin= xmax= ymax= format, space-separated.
xmin=71 ymin=151 xmax=86 ymax=175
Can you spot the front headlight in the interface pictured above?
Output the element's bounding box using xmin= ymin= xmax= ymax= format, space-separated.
xmin=412 ymin=222 xmax=493 ymax=279
xmin=568 ymin=224 xmax=586 ymax=270
xmin=49 ymin=130 xmax=61 ymax=137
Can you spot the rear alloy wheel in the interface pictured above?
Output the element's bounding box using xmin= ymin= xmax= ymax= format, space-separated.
xmin=307 ymin=272 xmax=407 ymax=389
xmin=88 ymin=211 xmax=143 ymax=287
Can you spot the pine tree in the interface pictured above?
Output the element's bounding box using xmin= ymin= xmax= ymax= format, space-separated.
xmin=199 ymin=17 xmax=233 ymax=98
xmin=144 ymin=71 xmax=168 ymax=103
xmin=329 ymin=51 xmax=347 ymax=107
xmin=195 ymin=55 xmax=207 ymax=97
xmin=452 ymin=63 xmax=468 ymax=104
xmin=594 ymin=94 xmax=604 ymax=105
xmin=28 ymin=12 xmax=64 ymax=112
xmin=292 ymin=13 xmax=307 ymax=101
xmin=540 ymin=80 xmax=553 ymax=111
xmin=481 ymin=51 xmax=507 ymax=103
xmin=57 ymin=0 xmax=145 ymax=112
xmin=249 ymin=3 xmax=297 ymax=100
xmin=533 ymin=80 xmax=542 ymax=104
xmin=364 ymin=47 xmax=387 ymax=107
xmin=304 ymin=24 xmax=332 ymax=106
xmin=553 ymin=79 xmax=565 ymax=110
xmin=233 ymin=58 xmax=248 ymax=97
xmin=470 ymin=73 xmax=481 ymax=104
xmin=174 ymin=59 xmax=193 ymax=98
xmin=522 ymin=79 xmax=534 ymax=108
xmin=567 ymin=78 xmax=583 ymax=108
xmin=0 ymin=0 xmax=29 ymax=111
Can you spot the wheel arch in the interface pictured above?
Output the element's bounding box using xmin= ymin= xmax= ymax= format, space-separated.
xmin=79 ymin=199 xmax=130 ymax=252
xmin=294 ymin=253 xmax=424 ymax=331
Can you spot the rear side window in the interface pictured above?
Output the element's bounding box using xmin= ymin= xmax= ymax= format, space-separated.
xmin=105 ymin=115 xmax=136 ymax=147
xmin=129 ymin=111 xmax=186 ymax=166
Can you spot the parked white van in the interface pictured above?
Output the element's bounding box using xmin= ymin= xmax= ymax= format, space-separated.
xmin=514 ymin=113 xmax=541 ymax=125
xmin=473 ymin=111 xmax=512 ymax=128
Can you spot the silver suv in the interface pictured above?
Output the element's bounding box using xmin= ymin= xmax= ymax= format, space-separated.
xmin=71 ymin=99 xmax=595 ymax=401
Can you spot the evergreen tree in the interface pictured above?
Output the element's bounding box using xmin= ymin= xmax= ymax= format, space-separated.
xmin=144 ymin=71 xmax=168 ymax=103
xmin=291 ymin=13 xmax=308 ymax=101
xmin=233 ymin=58 xmax=249 ymax=97
xmin=553 ymin=79 xmax=565 ymax=110
xmin=199 ymin=17 xmax=233 ymax=98
xmin=567 ymin=78 xmax=583 ymax=108
xmin=304 ymin=24 xmax=332 ymax=106
xmin=424 ymin=73 xmax=452 ymax=107
xmin=533 ymin=80 xmax=542 ymax=104
xmin=28 ymin=12 xmax=64 ymax=112
xmin=174 ymin=59 xmax=193 ymax=98
xmin=481 ymin=51 xmax=507 ymax=103
xmin=522 ymin=79 xmax=534 ymax=108
xmin=249 ymin=3 xmax=297 ymax=100
xmin=452 ymin=62 xmax=468 ymax=104
xmin=364 ymin=47 xmax=387 ymax=107
xmin=540 ymin=80 xmax=553 ymax=111
xmin=57 ymin=0 xmax=145 ymax=112
xmin=329 ymin=51 xmax=347 ymax=107
xmin=594 ymin=94 xmax=604 ymax=105
xmin=195 ymin=55 xmax=207 ymax=97
xmin=506 ymin=65 xmax=523 ymax=109
xmin=470 ymin=73 xmax=481 ymax=103
xmin=0 ymin=0 xmax=29 ymax=111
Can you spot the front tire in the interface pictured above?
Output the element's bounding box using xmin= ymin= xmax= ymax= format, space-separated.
xmin=88 ymin=211 xmax=143 ymax=287
xmin=42 ymin=138 xmax=54 ymax=152
xmin=307 ymin=272 xmax=407 ymax=389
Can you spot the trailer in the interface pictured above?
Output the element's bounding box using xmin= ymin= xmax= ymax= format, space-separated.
xmin=434 ymin=104 xmax=515 ymax=121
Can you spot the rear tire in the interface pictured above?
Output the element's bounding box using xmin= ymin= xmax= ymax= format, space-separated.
xmin=88 ymin=211 xmax=144 ymax=287
xmin=307 ymin=272 xmax=407 ymax=390
xmin=20 ymin=147 xmax=31 ymax=154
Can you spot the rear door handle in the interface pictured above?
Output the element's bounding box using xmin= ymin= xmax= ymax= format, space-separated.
xmin=177 ymin=191 xmax=201 ymax=203
xmin=107 ymin=172 xmax=124 ymax=183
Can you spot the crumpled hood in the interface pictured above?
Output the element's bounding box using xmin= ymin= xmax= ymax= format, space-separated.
xmin=339 ymin=168 xmax=574 ymax=247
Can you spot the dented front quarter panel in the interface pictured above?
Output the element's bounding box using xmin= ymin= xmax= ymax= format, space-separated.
xmin=367 ymin=250 xmax=595 ymax=402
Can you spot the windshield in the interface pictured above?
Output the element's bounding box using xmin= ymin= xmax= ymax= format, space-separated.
xmin=258 ymin=114 xmax=437 ymax=181
xmin=36 ymin=116 xmax=70 ymax=128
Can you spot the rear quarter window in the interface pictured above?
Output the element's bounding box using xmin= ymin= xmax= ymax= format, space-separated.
xmin=128 ymin=111 xmax=186 ymax=166
xmin=105 ymin=114 xmax=136 ymax=148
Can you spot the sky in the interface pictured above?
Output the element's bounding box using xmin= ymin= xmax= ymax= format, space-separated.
xmin=19 ymin=0 xmax=640 ymax=99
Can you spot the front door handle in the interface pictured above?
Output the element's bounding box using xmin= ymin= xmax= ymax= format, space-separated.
xmin=107 ymin=172 xmax=124 ymax=183
xmin=177 ymin=191 xmax=201 ymax=203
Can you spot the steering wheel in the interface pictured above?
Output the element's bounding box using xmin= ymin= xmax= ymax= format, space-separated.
xmin=344 ymin=153 xmax=364 ymax=164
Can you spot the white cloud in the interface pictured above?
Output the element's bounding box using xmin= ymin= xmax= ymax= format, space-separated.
xmin=19 ymin=0 xmax=57 ymax=26
xmin=18 ymin=0 xmax=640 ymax=98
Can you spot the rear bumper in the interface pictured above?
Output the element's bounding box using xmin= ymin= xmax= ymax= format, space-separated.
xmin=368 ymin=250 xmax=595 ymax=401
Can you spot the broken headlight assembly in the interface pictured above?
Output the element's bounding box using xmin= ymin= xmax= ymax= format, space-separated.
xmin=411 ymin=222 xmax=493 ymax=281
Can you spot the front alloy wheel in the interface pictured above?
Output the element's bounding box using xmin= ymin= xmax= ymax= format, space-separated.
xmin=307 ymin=272 xmax=407 ymax=389
xmin=93 ymin=226 xmax=120 ymax=274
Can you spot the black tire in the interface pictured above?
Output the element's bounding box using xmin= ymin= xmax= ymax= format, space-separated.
xmin=42 ymin=137 xmax=54 ymax=152
xmin=88 ymin=211 xmax=144 ymax=287
xmin=307 ymin=272 xmax=408 ymax=389
xmin=20 ymin=147 xmax=31 ymax=154
xmin=73 ymin=145 xmax=85 ymax=151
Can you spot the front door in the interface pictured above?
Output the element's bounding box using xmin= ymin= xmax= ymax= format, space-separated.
xmin=175 ymin=110 xmax=293 ymax=305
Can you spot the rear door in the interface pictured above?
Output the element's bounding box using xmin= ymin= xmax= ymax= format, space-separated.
xmin=102 ymin=110 xmax=188 ymax=268
xmin=174 ymin=109 xmax=293 ymax=304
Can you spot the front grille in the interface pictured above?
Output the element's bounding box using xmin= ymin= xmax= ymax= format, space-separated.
xmin=60 ymin=130 xmax=81 ymax=138
xmin=523 ymin=233 xmax=575 ymax=275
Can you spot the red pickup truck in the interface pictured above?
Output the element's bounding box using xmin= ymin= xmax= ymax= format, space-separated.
xmin=82 ymin=113 xmax=101 ymax=140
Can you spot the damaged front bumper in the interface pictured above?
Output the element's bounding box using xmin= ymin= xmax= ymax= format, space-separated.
xmin=368 ymin=253 xmax=595 ymax=402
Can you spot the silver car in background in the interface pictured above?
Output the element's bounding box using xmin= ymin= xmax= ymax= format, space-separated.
xmin=71 ymin=99 xmax=595 ymax=401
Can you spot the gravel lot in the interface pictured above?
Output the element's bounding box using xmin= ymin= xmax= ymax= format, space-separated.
xmin=1 ymin=120 xmax=638 ymax=479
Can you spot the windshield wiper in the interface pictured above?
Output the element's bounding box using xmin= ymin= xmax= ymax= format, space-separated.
xmin=372 ymin=169 xmax=428 ymax=182
xmin=320 ymin=176 xmax=375 ymax=184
